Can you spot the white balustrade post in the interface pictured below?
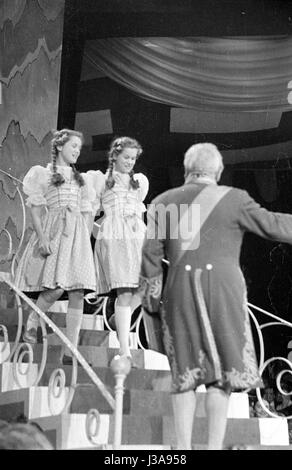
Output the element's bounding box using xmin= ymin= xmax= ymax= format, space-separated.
xmin=110 ymin=355 xmax=131 ymax=450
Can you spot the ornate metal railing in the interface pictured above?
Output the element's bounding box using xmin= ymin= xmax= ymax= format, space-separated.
xmin=0 ymin=169 xmax=130 ymax=449
xmin=248 ymin=303 xmax=292 ymax=418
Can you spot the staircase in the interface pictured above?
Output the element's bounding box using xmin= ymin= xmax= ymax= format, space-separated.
xmin=0 ymin=300 xmax=292 ymax=450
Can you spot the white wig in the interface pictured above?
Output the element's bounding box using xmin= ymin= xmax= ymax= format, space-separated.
xmin=184 ymin=143 xmax=224 ymax=178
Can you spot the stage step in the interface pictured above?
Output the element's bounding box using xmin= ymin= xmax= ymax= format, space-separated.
xmin=0 ymin=362 xmax=172 ymax=391
xmin=0 ymin=305 xmax=106 ymax=329
xmin=1 ymin=326 xmax=139 ymax=350
xmin=0 ymin=305 xmax=120 ymax=332
xmin=0 ymin=342 xmax=170 ymax=370
xmin=0 ymin=380 xmax=250 ymax=419
xmin=22 ymin=413 xmax=292 ymax=449
xmin=1 ymin=305 xmax=291 ymax=449
xmin=0 ymin=361 xmax=251 ymax=421
xmin=49 ymin=329 xmax=139 ymax=350
xmin=30 ymin=413 xmax=109 ymax=450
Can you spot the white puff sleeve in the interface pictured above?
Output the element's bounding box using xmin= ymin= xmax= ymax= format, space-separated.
xmin=22 ymin=165 xmax=49 ymax=207
xmin=135 ymin=173 xmax=149 ymax=200
xmin=83 ymin=170 xmax=106 ymax=215
xmin=134 ymin=173 xmax=149 ymax=214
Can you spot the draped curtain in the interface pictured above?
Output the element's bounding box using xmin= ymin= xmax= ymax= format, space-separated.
xmin=84 ymin=36 xmax=292 ymax=112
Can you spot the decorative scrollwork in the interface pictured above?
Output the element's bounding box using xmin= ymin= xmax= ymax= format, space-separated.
xmin=48 ymin=367 xmax=67 ymax=415
xmin=129 ymin=307 xmax=140 ymax=333
xmin=276 ymin=367 xmax=292 ymax=397
xmin=10 ymin=299 xmax=48 ymax=389
xmin=85 ymin=408 xmax=101 ymax=445
xmin=47 ymin=357 xmax=78 ymax=416
xmin=12 ymin=342 xmax=34 ymax=387
xmin=49 ymin=368 xmax=66 ymax=399
xmin=10 ymin=185 xmax=26 ymax=278
xmin=0 ymin=169 xmax=26 ymax=277
xmin=135 ymin=309 xmax=148 ymax=350
xmin=248 ymin=302 xmax=292 ymax=418
xmin=102 ymin=296 xmax=115 ymax=332
xmin=84 ymin=294 xmax=106 ymax=333
xmin=84 ymin=293 xmax=104 ymax=315
xmin=0 ymin=325 xmax=9 ymax=355
xmin=247 ymin=307 xmax=265 ymax=369
xmin=256 ymin=357 xmax=292 ymax=418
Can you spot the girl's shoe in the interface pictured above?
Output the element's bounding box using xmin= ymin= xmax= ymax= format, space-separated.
xmin=59 ymin=345 xmax=72 ymax=366
xmin=23 ymin=326 xmax=37 ymax=344
xmin=60 ymin=351 xmax=93 ymax=367
xmin=62 ymin=354 xmax=73 ymax=366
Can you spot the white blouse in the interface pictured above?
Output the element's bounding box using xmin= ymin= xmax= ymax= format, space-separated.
xmin=84 ymin=170 xmax=149 ymax=216
xmin=22 ymin=164 xmax=95 ymax=213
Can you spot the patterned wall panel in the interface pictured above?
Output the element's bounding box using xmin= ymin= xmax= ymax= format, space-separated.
xmin=0 ymin=0 xmax=65 ymax=280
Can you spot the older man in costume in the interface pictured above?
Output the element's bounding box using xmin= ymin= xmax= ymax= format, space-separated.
xmin=140 ymin=143 xmax=292 ymax=450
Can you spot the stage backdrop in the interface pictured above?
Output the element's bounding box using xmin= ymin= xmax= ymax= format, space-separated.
xmin=0 ymin=0 xmax=65 ymax=307
xmin=84 ymin=36 xmax=292 ymax=112
xmin=76 ymin=36 xmax=292 ymax=202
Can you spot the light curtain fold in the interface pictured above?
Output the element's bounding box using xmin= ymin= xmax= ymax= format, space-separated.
xmin=84 ymin=36 xmax=292 ymax=112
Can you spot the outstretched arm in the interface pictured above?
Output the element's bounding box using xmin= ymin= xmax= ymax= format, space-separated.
xmin=239 ymin=190 xmax=292 ymax=244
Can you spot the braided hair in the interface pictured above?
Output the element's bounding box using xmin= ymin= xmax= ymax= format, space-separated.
xmin=105 ymin=137 xmax=142 ymax=190
xmin=50 ymin=129 xmax=85 ymax=187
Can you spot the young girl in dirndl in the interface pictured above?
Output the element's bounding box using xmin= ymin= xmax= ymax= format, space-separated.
xmin=15 ymin=129 xmax=96 ymax=364
xmin=86 ymin=137 xmax=149 ymax=364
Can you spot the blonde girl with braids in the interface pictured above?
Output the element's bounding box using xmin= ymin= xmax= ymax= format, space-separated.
xmin=15 ymin=129 xmax=96 ymax=364
xmin=85 ymin=137 xmax=149 ymax=364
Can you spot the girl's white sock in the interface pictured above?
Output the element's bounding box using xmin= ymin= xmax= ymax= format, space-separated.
xmin=115 ymin=305 xmax=132 ymax=357
xmin=64 ymin=308 xmax=83 ymax=356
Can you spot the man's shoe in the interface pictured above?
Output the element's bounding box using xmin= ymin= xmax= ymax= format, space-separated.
xmin=23 ymin=327 xmax=37 ymax=344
